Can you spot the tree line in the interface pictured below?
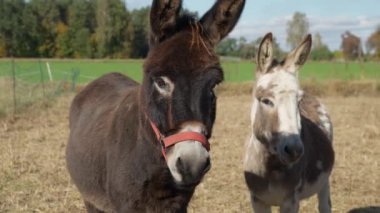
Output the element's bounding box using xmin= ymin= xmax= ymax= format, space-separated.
xmin=0 ymin=1 xmax=379 ymax=60
xmin=0 ymin=0 xmax=150 ymax=58
xmin=217 ymin=12 xmax=380 ymax=61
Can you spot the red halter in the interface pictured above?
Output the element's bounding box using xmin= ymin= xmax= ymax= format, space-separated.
xmin=149 ymin=120 xmax=210 ymax=160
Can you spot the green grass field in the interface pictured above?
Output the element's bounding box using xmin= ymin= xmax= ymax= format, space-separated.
xmin=0 ymin=59 xmax=379 ymax=84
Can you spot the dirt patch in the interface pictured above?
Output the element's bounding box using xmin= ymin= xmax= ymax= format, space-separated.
xmin=0 ymin=92 xmax=379 ymax=212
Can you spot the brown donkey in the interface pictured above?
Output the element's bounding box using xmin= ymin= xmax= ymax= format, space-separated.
xmin=244 ymin=33 xmax=334 ymax=213
xmin=66 ymin=0 xmax=245 ymax=212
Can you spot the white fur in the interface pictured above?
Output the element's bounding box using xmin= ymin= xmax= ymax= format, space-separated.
xmin=245 ymin=35 xmax=333 ymax=213
xmin=246 ymin=70 xmax=302 ymax=176
xmin=245 ymin=69 xmax=332 ymax=213
xmin=257 ymin=69 xmax=299 ymax=93
xmin=244 ymin=135 xmax=267 ymax=177
xmin=154 ymin=76 xmax=175 ymax=97
xmin=317 ymin=104 xmax=333 ymax=141
xmin=166 ymin=122 xmax=209 ymax=183
xmin=257 ymin=70 xmax=302 ymax=135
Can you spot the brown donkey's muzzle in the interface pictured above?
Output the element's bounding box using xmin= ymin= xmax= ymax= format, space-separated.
xmin=149 ymin=119 xmax=211 ymax=186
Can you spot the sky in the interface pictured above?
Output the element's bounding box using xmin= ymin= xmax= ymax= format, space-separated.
xmin=125 ymin=0 xmax=380 ymax=51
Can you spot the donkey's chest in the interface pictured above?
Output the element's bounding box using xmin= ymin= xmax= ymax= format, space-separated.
xmin=297 ymin=171 xmax=331 ymax=199
xmin=245 ymin=169 xmax=302 ymax=205
xmin=245 ymin=168 xmax=331 ymax=206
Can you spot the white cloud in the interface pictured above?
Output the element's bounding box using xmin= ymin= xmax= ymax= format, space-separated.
xmin=124 ymin=1 xmax=379 ymax=51
xmin=229 ymin=15 xmax=380 ymax=51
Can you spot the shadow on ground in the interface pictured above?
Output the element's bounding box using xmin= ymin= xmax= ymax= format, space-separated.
xmin=348 ymin=206 xmax=380 ymax=213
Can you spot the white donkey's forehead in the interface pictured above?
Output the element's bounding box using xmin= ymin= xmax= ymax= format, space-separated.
xmin=256 ymin=69 xmax=299 ymax=93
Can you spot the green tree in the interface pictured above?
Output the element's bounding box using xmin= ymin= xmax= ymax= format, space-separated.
xmin=51 ymin=0 xmax=71 ymax=57
xmin=237 ymin=37 xmax=255 ymax=59
xmin=239 ymin=41 xmax=256 ymax=59
xmin=96 ymin=0 xmax=130 ymax=58
xmin=55 ymin=21 xmax=72 ymax=58
xmin=217 ymin=37 xmax=239 ymax=56
xmin=286 ymin=12 xmax=309 ymax=49
xmin=0 ymin=0 xmax=27 ymax=56
xmin=0 ymin=35 xmax=6 ymax=57
xmin=21 ymin=2 xmax=42 ymax=57
xmin=67 ymin=0 xmax=96 ymax=58
xmin=27 ymin=0 xmax=61 ymax=57
xmin=129 ymin=7 xmax=150 ymax=58
xmin=311 ymin=33 xmax=333 ymax=61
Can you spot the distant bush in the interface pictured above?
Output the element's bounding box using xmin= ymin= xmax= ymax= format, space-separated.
xmin=311 ymin=45 xmax=334 ymax=61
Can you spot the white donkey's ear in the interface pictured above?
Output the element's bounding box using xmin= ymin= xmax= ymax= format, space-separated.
xmin=256 ymin=32 xmax=273 ymax=74
xmin=284 ymin=34 xmax=312 ymax=73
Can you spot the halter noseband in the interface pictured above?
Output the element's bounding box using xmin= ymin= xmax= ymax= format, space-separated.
xmin=148 ymin=120 xmax=210 ymax=160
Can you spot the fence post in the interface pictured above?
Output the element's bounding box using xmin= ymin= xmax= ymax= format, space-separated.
xmin=71 ymin=69 xmax=80 ymax=92
xmin=11 ymin=58 xmax=17 ymax=116
xmin=46 ymin=62 xmax=53 ymax=82
xmin=39 ymin=59 xmax=46 ymax=98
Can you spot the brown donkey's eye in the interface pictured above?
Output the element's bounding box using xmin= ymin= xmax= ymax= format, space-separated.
xmin=155 ymin=77 xmax=167 ymax=89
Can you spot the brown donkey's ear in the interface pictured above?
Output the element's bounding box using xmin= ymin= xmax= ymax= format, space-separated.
xmin=283 ymin=34 xmax=312 ymax=73
xmin=149 ymin=0 xmax=182 ymax=47
xmin=200 ymin=0 xmax=245 ymax=46
xmin=256 ymin=33 xmax=274 ymax=74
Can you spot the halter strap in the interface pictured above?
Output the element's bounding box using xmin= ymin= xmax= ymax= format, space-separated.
xmin=148 ymin=120 xmax=210 ymax=160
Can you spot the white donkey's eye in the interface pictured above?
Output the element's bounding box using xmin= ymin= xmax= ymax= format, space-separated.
xmin=260 ymin=98 xmax=274 ymax=107
xmin=154 ymin=76 xmax=174 ymax=97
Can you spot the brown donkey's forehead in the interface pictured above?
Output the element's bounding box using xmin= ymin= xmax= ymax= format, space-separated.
xmin=144 ymin=30 xmax=220 ymax=76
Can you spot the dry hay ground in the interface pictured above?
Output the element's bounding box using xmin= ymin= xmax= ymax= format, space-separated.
xmin=0 ymin=91 xmax=379 ymax=212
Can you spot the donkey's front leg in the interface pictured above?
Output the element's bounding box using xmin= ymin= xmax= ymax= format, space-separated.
xmin=279 ymin=196 xmax=299 ymax=213
xmin=250 ymin=194 xmax=271 ymax=213
xmin=318 ymin=182 xmax=332 ymax=213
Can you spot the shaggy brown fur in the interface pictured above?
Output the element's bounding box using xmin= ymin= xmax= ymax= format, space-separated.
xmin=66 ymin=0 xmax=245 ymax=212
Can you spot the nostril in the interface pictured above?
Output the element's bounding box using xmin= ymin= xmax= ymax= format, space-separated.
xmin=284 ymin=145 xmax=292 ymax=156
xmin=283 ymin=143 xmax=303 ymax=160
xmin=176 ymin=157 xmax=185 ymax=173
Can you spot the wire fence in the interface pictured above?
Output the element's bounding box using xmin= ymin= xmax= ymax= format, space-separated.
xmin=0 ymin=59 xmax=81 ymax=118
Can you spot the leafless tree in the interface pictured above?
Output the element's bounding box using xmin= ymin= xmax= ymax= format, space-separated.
xmin=366 ymin=26 xmax=380 ymax=59
xmin=341 ymin=31 xmax=363 ymax=61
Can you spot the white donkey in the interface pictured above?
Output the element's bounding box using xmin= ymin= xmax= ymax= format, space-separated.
xmin=244 ymin=33 xmax=335 ymax=213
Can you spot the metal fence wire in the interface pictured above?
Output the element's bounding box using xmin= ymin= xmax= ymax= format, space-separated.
xmin=0 ymin=59 xmax=80 ymax=118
